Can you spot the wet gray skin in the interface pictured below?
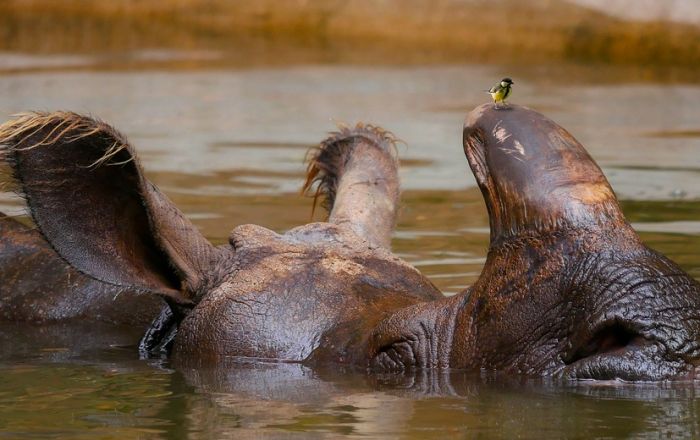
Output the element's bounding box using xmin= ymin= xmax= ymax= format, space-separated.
xmin=0 ymin=213 xmax=161 ymax=324
xmin=454 ymin=104 xmax=700 ymax=380
xmin=0 ymin=112 xmax=441 ymax=364
xmin=369 ymin=104 xmax=700 ymax=381
xmin=2 ymin=106 xmax=700 ymax=381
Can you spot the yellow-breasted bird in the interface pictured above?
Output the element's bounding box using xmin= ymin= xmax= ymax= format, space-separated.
xmin=487 ymin=77 xmax=514 ymax=109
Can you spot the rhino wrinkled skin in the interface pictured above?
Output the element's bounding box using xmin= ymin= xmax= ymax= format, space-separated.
xmin=1 ymin=104 xmax=699 ymax=381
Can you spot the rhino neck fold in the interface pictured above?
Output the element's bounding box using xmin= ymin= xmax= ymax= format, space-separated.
xmin=368 ymin=293 xmax=466 ymax=370
xmin=487 ymin=191 xmax=631 ymax=246
xmin=447 ymin=218 xmax=644 ymax=370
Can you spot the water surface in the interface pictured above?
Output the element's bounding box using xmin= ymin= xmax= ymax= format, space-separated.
xmin=1 ymin=61 xmax=700 ymax=438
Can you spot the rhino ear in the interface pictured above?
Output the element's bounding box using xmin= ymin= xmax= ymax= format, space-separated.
xmin=0 ymin=112 xmax=216 ymax=305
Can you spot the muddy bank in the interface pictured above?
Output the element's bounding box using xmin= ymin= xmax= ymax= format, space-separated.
xmin=1 ymin=0 xmax=699 ymax=67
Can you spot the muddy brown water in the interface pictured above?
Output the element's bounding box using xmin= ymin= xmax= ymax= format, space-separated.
xmin=1 ymin=58 xmax=700 ymax=438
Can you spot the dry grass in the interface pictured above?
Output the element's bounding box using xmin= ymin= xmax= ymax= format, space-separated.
xmin=0 ymin=0 xmax=699 ymax=67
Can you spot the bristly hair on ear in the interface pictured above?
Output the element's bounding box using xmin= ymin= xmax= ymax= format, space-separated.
xmin=0 ymin=110 xmax=207 ymax=306
xmin=301 ymin=123 xmax=399 ymax=220
xmin=0 ymin=111 xmax=134 ymax=224
xmin=0 ymin=111 xmax=133 ymax=170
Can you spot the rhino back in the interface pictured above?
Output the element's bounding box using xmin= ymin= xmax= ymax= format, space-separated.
xmin=173 ymin=223 xmax=442 ymax=364
xmin=0 ymin=214 xmax=162 ymax=325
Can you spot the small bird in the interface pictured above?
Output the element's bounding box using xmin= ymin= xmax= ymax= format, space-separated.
xmin=487 ymin=78 xmax=514 ymax=109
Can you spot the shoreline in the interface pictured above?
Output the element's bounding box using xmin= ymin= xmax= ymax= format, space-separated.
xmin=1 ymin=0 xmax=699 ymax=68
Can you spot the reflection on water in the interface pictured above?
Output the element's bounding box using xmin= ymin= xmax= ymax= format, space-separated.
xmin=2 ymin=64 xmax=699 ymax=290
xmin=1 ymin=63 xmax=700 ymax=438
xmin=2 ymin=324 xmax=700 ymax=440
